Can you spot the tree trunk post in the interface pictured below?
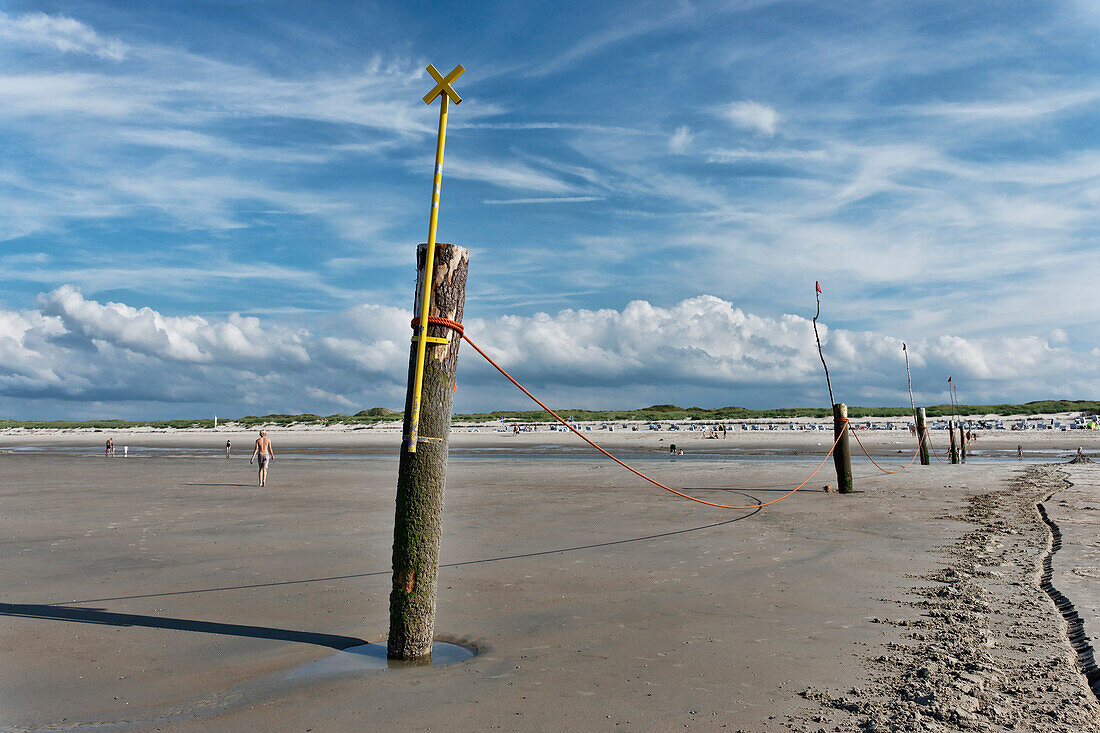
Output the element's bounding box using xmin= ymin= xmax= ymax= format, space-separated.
xmin=948 ymin=419 xmax=959 ymax=464
xmin=833 ymin=403 xmax=853 ymax=494
xmin=388 ymin=242 xmax=469 ymax=661
xmin=916 ymin=407 xmax=930 ymax=466
xmin=957 ymin=420 xmax=966 ymax=461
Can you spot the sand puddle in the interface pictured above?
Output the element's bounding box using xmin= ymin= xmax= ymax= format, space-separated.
xmin=288 ymin=641 xmax=474 ymax=678
xmin=20 ymin=640 xmax=478 ymax=731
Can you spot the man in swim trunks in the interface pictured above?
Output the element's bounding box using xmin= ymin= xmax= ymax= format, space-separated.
xmin=249 ymin=430 xmax=274 ymax=487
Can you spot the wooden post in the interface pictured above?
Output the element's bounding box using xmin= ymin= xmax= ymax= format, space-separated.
xmin=833 ymin=403 xmax=853 ymax=494
xmin=957 ymin=420 xmax=966 ymax=461
xmin=948 ymin=419 xmax=959 ymax=464
xmin=916 ymin=407 xmax=930 ymax=466
xmin=388 ymin=242 xmax=469 ymax=660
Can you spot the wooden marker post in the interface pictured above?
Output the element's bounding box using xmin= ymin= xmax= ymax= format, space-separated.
xmin=389 ymin=242 xmax=469 ymax=660
xmin=957 ymin=420 xmax=967 ymax=461
xmin=812 ymin=282 xmax=852 ymax=494
xmin=949 ymin=419 xmax=959 ymax=464
xmin=916 ymin=407 xmax=930 ymax=466
xmin=833 ymin=403 xmax=853 ymax=494
xmin=389 ymin=62 xmax=469 ymax=662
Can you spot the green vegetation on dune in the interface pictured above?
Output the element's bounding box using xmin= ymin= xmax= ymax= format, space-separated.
xmin=3 ymin=401 xmax=1098 ymax=430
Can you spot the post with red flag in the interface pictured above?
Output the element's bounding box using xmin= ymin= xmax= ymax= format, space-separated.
xmin=813 ymin=281 xmax=852 ymax=493
xmin=954 ymin=383 xmax=966 ymax=461
xmin=947 ymin=377 xmax=959 ymax=463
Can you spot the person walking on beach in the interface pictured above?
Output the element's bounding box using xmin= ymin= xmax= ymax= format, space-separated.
xmin=249 ymin=430 xmax=274 ymax=487
xmin=225 ymin=439 xmax=232 ymax=458
xmin=105 ymin=437 xmax=114 ymax=457
xmin=1017 ymin=444 xmax=1023 ymax=460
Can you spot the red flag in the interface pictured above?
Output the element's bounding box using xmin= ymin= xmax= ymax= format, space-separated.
xmin=947 ymin=376 xmax=952 ymax=383
xmin=815 ymin=281 xmax=822 ymax=293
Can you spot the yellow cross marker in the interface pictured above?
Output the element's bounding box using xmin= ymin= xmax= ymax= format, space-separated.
xmin=423 ymin=63 xmax=464 ymax=105
xmin=408 ymin=64 xmax=464 ymax=453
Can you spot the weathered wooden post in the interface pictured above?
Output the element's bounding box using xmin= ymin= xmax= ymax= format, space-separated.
xmin=957 ymin=419 xmax=966 ymax=461
xmin=833 ymin=403 xmax=853 ymax=493
xmin=388 ymin=241 xmax=469 ymax=660
xmin=948 ymin=418 xmax=959 ymax=463
xmin=916 ymin=407 xmax=930 ymax=466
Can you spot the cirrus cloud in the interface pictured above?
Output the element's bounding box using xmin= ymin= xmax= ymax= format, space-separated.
xmin=720 ymin=101 xmax=781 ymax=136
xmin=0 ymin=10 xmax=127 ymax=60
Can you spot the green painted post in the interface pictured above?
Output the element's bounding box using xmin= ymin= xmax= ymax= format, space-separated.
xmin=949 ymin=419 xmax=959 ymax=464
xmin=833 ymin=403 xmax=853 ymax=493
xmin=916 ymin=407 xmax=930 ymax=466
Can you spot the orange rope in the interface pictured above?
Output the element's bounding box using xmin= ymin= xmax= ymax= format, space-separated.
xmin=924 ymin=433 xmax=950 ymax=462
xmin=926 ymin=433 xmax=949 ymax=464
xmin=417 ymin=316 xmax=843 ymax=510
xmin=850 ymin=429 xmax=920 ymax=474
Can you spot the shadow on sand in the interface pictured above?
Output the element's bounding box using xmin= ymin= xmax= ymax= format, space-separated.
xmin=0 ymin=603 xmax=367 ymax=650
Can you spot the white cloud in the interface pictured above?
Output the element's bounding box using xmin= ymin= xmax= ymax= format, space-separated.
xmin=721 ymin=101 xmax=781 ymax=136
xmin=905 ymin=89 xmax=1100 ymax=122
xmin=37 ymin=285 xmax=311 ymax=366
xmin=444 ymin=158 xmax=579 ymax=194
xmin=482 ymin=196 xmax=603 ymax=205
xmin=0 ymin=289 xmax=1096 ymax=417
xmin=529 ymin=3 xmax=695 ymax=77
xmin=0 ymin=11 xmax=127 ymax=60
xmin=669 ymin=126 xmax=694 ymax=154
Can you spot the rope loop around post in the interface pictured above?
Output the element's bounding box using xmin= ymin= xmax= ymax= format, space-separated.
xmin=411 ymin=315 xmax=465 ymax=337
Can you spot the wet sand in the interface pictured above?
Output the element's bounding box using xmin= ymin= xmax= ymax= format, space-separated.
xmin=4 ymin=422 xmax=1100 ymax=459
xmin=2 ymin=434 xmax=1099 ymax=731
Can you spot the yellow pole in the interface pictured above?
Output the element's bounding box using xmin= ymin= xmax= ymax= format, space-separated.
xmin=408 ymin=94 xmax=450 ymax=453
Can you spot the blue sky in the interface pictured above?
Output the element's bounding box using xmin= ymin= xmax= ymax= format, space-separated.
xmin=1 ymin=1 xmax=1098 ymax=419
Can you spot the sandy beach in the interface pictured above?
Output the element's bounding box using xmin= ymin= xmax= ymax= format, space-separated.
xmin=2 ymin=429 xmax=1100 ymax=731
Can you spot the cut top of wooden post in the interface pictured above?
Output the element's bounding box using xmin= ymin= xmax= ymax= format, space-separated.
xmin=414 ymin=242 xmax=469 ymax=365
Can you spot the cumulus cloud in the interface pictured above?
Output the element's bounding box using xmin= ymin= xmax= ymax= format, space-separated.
xmin=0 ymin=11 xmax=127 ymax=60
xmin=721 ymin=101 xmax=781 ymax=136
xmin=38 ymin=286 xmax=310 ymax=366
xmin=1 ymin=287 xmax=1088 ymax=418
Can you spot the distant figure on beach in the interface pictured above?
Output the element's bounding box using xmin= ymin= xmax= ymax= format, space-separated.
xmin=249 ymin=430 xmax=274 ymax=487
xmin=669 ymin=443 xmax=677 ymax=455
xmin=1017 ymin=445 xmax=1023 ymax=459
xmin=225 ymin=439 xmax=232 ymax=458
xmin=105 ymin=437 xmax=114 ymax=457
xmin=1078 ymin=447 xmax=1085 ymax=459
xmin=123 ymin=445 xmax=128 ymax=457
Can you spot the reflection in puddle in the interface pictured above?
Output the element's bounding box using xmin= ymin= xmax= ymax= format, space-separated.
xmin=288 ymin=642 xmax=474 ymax=679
